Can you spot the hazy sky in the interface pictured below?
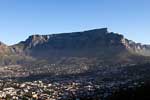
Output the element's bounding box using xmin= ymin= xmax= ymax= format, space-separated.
xmin=0 ymin=0 xmax=150 ymax=45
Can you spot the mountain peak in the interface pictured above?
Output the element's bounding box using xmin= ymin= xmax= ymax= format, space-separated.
xmin=0 ymin=41 xmax=10 ymax=54
xmin=0 ymin=41 xmax=6 ymax=46
xmin=19 ymin=34 xmax=49 ymax=48
xmin=16 ymin=28 xmax=136 ymax=51
xmin=83 ymin=28 xmax=108 ymax=33
xmin=10 ymin=28 xmax=150 ymax=57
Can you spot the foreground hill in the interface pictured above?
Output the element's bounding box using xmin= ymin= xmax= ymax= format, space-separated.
xmin=0 ymin=28 xmax=150 ymax=78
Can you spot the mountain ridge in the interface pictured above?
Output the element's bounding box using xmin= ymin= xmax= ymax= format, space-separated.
xmin=11 ymin=28 xmax=150 ymax=56
xmin=1 ymin=28 xmax=150 ymax=50
xmin=0 ymin=28 xmax=150 ymax=77
xmin=1 ymin=28 xmax=150 ymax=62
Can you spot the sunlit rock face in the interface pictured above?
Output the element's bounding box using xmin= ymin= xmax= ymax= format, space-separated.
xmin=0 ymin=42 xmax=10 ymax=54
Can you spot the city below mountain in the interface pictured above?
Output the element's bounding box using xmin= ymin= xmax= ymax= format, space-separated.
xmin=0 ymin=28 xmax=150 ymax=100
xmin=0 ymin=28 xmax=150 ymax=78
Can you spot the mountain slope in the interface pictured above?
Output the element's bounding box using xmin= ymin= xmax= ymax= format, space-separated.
xmin=0 ymin=28 xmax=150 ymax=77
xmin=12 ymin=28 xmax=150 ymax=63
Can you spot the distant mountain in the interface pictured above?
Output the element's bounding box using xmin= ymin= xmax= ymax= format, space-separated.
xmin=0 ymin=28 xmax=150 ymax=78
xmin=12 ymin=28 xmax=150 ymax=63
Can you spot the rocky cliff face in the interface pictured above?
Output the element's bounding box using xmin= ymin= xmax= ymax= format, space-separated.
xmin=0 ymin=28 xmax=149 ymax=77
xmin=123 ymin=39 xmax=150 ymax=56
xmin=7 ymin=28 xmax=149 ymax=67
xmin=19 ymin=28 xmax=125 ymax=49
xmin=0 ymin=28 xmax=149 ymax=63
xmin=12 ymin=28 xmax=150 ymax=57
xmin=0 ymin=28 xmax=150 ymax=64
xmin=0 ymin=42 xmax=8 ymax=53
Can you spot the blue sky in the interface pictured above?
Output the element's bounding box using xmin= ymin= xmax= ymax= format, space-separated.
xmin=0 ymin=0 xmax=150 ymax=45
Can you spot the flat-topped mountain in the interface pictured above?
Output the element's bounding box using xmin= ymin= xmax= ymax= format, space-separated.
xmin=12 ymin=28 xmax=150 ymax=58
xmin=15 ymin=28 xmax=127 ymax=57
xmin=0 ymin=28 xmax=150 ymax=78
xmin=16 ymin=28 xmax=125 ymax=49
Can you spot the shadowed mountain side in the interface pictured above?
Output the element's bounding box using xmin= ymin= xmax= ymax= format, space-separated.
xmin=0 ymin=28 xmax=150 ymax=77
xmin=12 ymin=28 xmax=150 ymax=64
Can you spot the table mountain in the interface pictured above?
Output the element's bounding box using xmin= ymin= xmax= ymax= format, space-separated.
xmin=0 ymin=28 xmax=150 ymax=77
xmin=12 ymin=28 xmax=150 ymax=63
